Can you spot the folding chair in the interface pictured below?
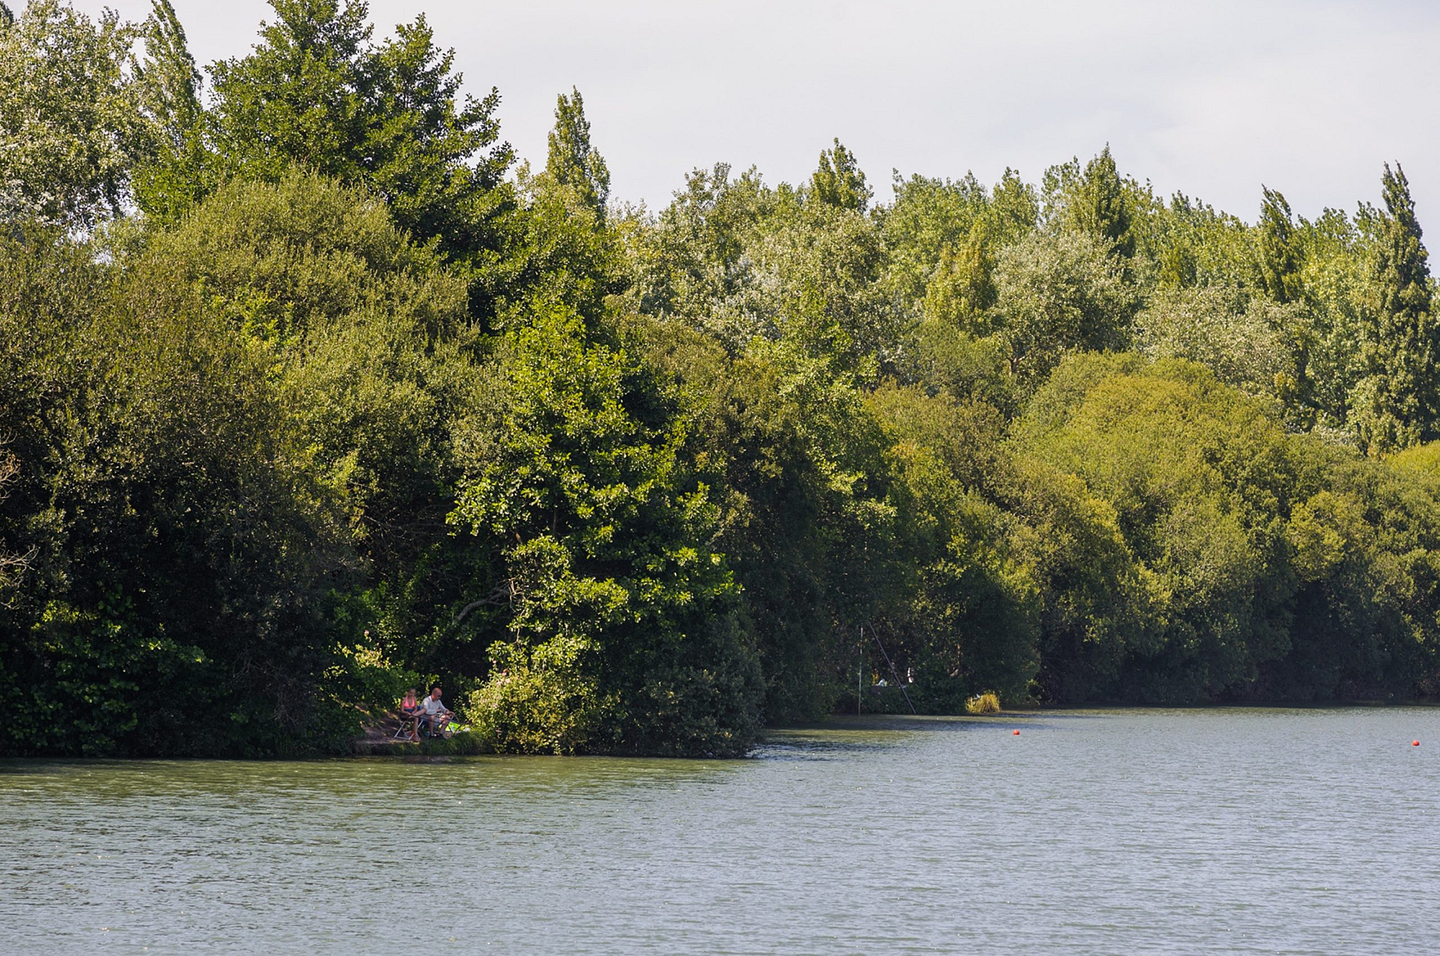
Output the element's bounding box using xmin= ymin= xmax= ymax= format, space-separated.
xmin=392 ymin=709 xmax=420 ymax=742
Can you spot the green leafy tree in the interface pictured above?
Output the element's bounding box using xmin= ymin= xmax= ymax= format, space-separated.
xmin=1152 ymin=192 xmax=1254 ymax=290
xmin=1060 ymin=146 xmax=1135 ymax=258
xmin=880 ymin=171 xmax=990 ymax=305
xmin=922 ymin=218 xmax=998 ymax=331
xmin=154 ymin=0 xmax=514 ymax=288
xmin=811 ymin=138 xmax=871 ymax=212
xmin=130 ymin=0 xmax=207 ymax=223
xmin=451 ymin=307 xmax=763 ymax=755
xmin=992 ymin=228 xmax=1135 ymax=385
xmin=0 ymin=0 xmax=153 ymax=229
xmin=867 ymin=383 xmax=1039 ymax=704
xmin=626 ymin=315 xmax=910 ymax=720
xmin=0 ymin=224 xmax=358 ymax=757
xmin=762 ymin=200 xmax=900 ymax=373
xmin=1135 ymin=284 xmax=1308 ymax=410
xmin=545 ymin=86 xmax=610 ymax=220
xmin=1279 ymin=454 xmax=1440 ymax=698
xmin=510 ymin=89 xmax=627 ymax=323
xmin=1255 ymin=186 xmax=1305 ymax=304
xmin=907 ymin=319 xmax=1015 ymax=414
xmin=988 ymin=167 xmax=1041 ymax=245
xmin=624 ymin=162 xmax=774 ymax=343
xmin=630 ymin=164 xmax=899 ymax=372
xmin=999 ymin=456 xmax=1151 ymax=702
xmin=1018 ymin=354 xmax=1307 ymax=700
xmin=1295 ymin=206 xmax=1371 ymax=432
xmin=144 ymin=170 xmax=495 ymax=680
xmin=1351 ymin=162 xmax=1439 ymax=452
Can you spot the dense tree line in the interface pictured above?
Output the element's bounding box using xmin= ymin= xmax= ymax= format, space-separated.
xmin=3 ymin=0 xmax=1439 ymax=757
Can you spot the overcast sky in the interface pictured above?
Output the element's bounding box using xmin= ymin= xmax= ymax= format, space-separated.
xmin=68 ymin=0 xmax=1440 ymax=223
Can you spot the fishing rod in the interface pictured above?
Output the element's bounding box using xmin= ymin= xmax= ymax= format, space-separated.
xmin=866 ymin=622 xmax=916 ymax=715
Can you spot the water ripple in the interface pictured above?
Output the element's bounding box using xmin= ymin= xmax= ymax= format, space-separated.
xmin=2 ymin=707 xmax=1437 ymax=954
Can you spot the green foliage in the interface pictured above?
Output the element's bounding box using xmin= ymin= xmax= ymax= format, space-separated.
xmin=512 ymin=93 xmax=628 ymax=323
xmin=147 ymin=0 xmax=517 ymax=314
xmin=881 ymin=172 xmax=991 ymax=306
xmin=811 ymin=138 xmax=871 ymax=212
xmin=922 ymin=219 xmax=998 ymax=330
xmin=1295 ymin=206 xmax=1372 ymax=432
xmin=1059 ymin=146 xmax=1135 ymax=258
xmin=628 ymin=163 xmax=901 ymax=373
xmin=449 ymin=307 xmax=763 ymax=755
xmin=0 ymin=224 xmax=361 ymax=756
xmin=7 ymin=0 xmax=1440 ymax=758
xmin=992 ymin=228 xmax=1136 ymax=385
xmin=1022 ymin=356 xmax=1299 ymax=698
xmin=907 ymin=317 xmax=1015 ymax=413
xmin=1152 ymin=193 xmax=1255 ymax=291
xmin=129 ymin=0 xmax=206 ymax=224
xmin=1135 ymin=284 xmax=1307 ymax=408
xmin=1255 ymin=187 xmax=1305 ymax=304
xmin=546 ymin=87 xmax=611 ymax=220
xmin=1351 ymin=162 xmax=1439 ymax=452
xmin=147 ymin=169 xmax=468 ymax=344
xmin=964 ymin=691 xmax=1001 ymax=714
xmin=0 ymin=0 xmax=153 ymax=228
xmin=880 ymin=168 xmax=1036 ymax=314
xmin=624 ymin=163 xmax=775 ymax=343
xmin=150 ymin=171 xmax=502 ymax=686
xmin=0 ymin=441 xmax=24 ymax=601
xmin=1010 ymin=352 xmax=1439 ymax=701
xmin=869 ymin=383 xmax=1039 ymax=706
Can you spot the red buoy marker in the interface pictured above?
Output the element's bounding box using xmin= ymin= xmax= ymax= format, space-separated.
xmin=1012 ymin=729 xmax=1020 ymax=736
xmin=1413 ymin=740 xmax=1421 ymax=747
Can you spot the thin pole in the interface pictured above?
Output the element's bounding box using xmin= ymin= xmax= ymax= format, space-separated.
xmin=857 ymin=627 xmax=862 ymax=715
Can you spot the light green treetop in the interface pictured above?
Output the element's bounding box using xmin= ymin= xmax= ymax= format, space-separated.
xmin=545 ymin=86 xmax=610 ymax=219
xmin=811 ymin=138 xmax=871 ymax=212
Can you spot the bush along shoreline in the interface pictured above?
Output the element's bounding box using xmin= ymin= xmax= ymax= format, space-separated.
xmin=4 ymin=1 xmax=1440 ymax=759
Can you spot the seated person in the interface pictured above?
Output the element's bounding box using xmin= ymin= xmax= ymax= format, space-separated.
xmin=399 ymin=687 xmax=424 ymax=742
xmin=421 ymin=685 xmax=454 ymax=737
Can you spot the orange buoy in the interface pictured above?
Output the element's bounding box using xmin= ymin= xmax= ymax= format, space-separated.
xmin=1012 ymin=729 xmax=1020 ymax=736
xmin=1413 ymin=740 xmax=1421 ymax=746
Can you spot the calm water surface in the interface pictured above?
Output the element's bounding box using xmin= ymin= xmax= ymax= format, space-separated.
xmin=3 ymin=708 xmax=1437 ymax=955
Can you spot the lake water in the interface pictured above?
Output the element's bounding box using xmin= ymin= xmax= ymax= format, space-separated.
xmin=2 ymin=708 xmax=1437 ymax=955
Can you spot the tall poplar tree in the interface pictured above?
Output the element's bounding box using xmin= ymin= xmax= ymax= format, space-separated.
xmin=545 ymin=86 xmax=610 ymax=220
xmin=1353 ymin=162 xmax=1438 ymax=452
xmin=130 ymin=0 xmax=206 ymax=222
xmin=811 ymin=138 xmax=871 ymax=212
xmin=1256 ymin=186 xmax=1304 ymax=304
xmin=1065 ymin=146 xmax=1134 ymax=258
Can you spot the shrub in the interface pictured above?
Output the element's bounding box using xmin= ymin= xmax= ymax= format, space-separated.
xmin=464 ymin=666 xmax=608 ymax=755
xmin=965 ymin=691 xmax=1002 ymax=714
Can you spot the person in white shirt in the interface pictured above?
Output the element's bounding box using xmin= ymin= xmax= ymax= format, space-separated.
xmin=422 ymin=685 xmax=453 ymax=737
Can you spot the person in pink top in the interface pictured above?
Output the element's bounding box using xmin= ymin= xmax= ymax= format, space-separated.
xmin=399 ymin=687 xmax=424 ymax=742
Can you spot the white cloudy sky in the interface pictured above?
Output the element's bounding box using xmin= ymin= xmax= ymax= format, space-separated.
xmin=67 ymin=0 xmax=1440 ymax=223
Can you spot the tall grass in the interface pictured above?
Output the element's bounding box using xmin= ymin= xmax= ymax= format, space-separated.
xmin=964 ymin=691 xmax=1002 ymax=715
